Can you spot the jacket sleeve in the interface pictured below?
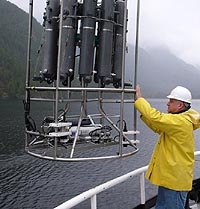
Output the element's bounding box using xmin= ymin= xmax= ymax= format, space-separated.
xmin=134 ymin=97 xmax=173 ymax=133
xmin=140 ymin=115 xmax=161 ymax=134
xmin=134 ymin=98 xmax=161 ymax=133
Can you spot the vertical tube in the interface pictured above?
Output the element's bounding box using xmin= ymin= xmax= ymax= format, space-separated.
xmin=70 ymin=105 xmax=84 ymax=158
xmin=79 ymin=0 xmax=97 ymax=83
xmin=112 ymin=0 xmax=126 ymax=88
xmin=140 ymin=172 xmax=146 ymax=205
xmin=26 ymin=0 xmax=33 ymax=89
xmin=82 ymin=80 xmax=88 ymax=116
xmin=118 ymin=0 xmax=127 ymax=156
xmin=134 ymin=0 xmax=140 ymax=141
xmin=60 ymin=0 xmax=78 ymax=86
xmin=53 ymin=0 xmax=63 ymax=158
xmin=96 ymin=0 xmax=114 ymax=86
xmin=25 ymin=0 xmax=33 ymax=149
xmin=55 ymin=0 xmax=64 ymax=123
xmin=41 ymin=0 xmax=60 ymax=83
xmin=91 ymin=195 xmax=97 ymax=209
xmin=134 ymin=0 xmax=140 ymax=90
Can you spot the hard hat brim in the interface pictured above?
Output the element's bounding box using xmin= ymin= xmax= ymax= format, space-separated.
xmin=166 ymin=95 xmax=191 ymax=104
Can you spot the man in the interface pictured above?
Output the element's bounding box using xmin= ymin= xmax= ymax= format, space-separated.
xmin=134 ymin=85 xmax=200 ymax=209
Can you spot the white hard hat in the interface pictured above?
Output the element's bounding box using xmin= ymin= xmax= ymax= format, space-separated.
xmin=167 ymin=86 xmax=192 ymax=104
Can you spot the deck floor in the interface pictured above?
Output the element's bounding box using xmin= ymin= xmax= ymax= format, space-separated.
xmin=191 ymin=204 xmax=200 ymax=209
xmin=151 ymin=204 xmax=200 ymax=209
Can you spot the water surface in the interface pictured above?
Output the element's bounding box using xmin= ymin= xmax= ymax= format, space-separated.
xmin=1 ymin=99 xmax=200 ymax=209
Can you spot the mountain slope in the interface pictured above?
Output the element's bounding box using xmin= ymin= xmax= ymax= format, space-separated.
xmin=0 ymin=0 xmax=42 ymax=98
xmin=126 ymin=46 xmax=200 ymax=99
xmin=1 ymin=0 xmax=200 ymax=99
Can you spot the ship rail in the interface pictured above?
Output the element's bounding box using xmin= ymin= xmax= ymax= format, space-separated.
xmin=54 ymin=151 xmax=200 ymax=209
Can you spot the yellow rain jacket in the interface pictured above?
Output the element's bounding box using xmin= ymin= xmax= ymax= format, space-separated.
xmin=134 ymin=98 xmax=200 ymax=191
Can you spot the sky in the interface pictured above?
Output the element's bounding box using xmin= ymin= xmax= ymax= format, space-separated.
xmin=7 ymin=0 xmax=200 ymax=67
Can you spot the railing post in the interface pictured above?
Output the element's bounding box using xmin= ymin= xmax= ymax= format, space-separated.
xmin=140 ymin=172 xmax=145 ymax=205
xmin=91 ymin=195 xmax=97 ymax=209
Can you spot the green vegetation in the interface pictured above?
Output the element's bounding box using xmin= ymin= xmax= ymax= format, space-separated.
xmin=1 ymin=0 xmax=200 ymax=99
xmin=0 ymin=0 xmax=42 ymax=98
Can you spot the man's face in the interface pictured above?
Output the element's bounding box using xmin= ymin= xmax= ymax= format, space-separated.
xmin=167 ymin=99 xmax=184 ymax=113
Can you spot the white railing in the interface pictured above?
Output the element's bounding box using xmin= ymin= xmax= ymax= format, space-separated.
xmin=54 ymin=151 xmax=200 ymax=209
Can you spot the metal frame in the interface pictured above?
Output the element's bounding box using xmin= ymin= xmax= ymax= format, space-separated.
xmin=24 ymin=0 xmax=140 ymax=161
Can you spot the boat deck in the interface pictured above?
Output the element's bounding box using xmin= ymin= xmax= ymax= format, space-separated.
xmin=151 ymin=204 xmax=200 ymax=209
xmin=191 ymin=204 xmax=200 ymax=209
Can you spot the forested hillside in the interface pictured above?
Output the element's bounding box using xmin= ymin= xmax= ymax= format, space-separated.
xmin=0 ymin=0 xmax=42 ymax=98
xmin=1 ymin=0 xmax=200 ymax=99
xmin=126 ymin=46 xmax=200 ymax=99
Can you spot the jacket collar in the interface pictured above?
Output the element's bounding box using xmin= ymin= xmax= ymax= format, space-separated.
xmin=172 ymin=107 xmax=191 ymax=114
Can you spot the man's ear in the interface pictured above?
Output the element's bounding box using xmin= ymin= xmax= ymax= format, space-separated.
xmin=179 ymin=102 xmax=185 ymax=109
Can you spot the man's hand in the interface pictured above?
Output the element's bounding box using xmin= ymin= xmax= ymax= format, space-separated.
xmin=136 ymin=84 xmax=142 ymax=99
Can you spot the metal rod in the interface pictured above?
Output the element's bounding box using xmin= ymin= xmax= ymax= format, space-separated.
xmin=55 ymin=0 xmax=64 ymax=123
xmin=98 ymin=98 xmax=138 ymax=149
xmin=29 ymin=97 xmax=135 ymax=103
xmin=134 ymin=0 xmax=140 ymax=140
xmin=91 ymin=195 xmax=97 ymax=209
xmin=140 ymin=172 xmax=146 ymax=204
xmin=65 ymin=76 xmax=72 ymax=113
xmin=118 ymin=0 xmax=128 ymax=156
xmin=26 ymin=0 xmax=33 ymax=89
xmin=120 ymin=0 xmax=127 ymax=89
xmin=70 ymin=105 xmax=84 ymax=158
xmin=26 ymin=86 xmax=136 ymax=93
xmin=82 ymin=79 xmax=88 ymax=116
xmin=27 ymin=149 xmax=138 ymax=162
xmin=134 ymin=0 xmax=140 ymax=89
xmin=51 ymin=0 xmax=65 ymax=158
xmin=54 ymin=135 xmax=58 ymax=159
xmin=25 ymin=0 xmax=34 ymax=150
